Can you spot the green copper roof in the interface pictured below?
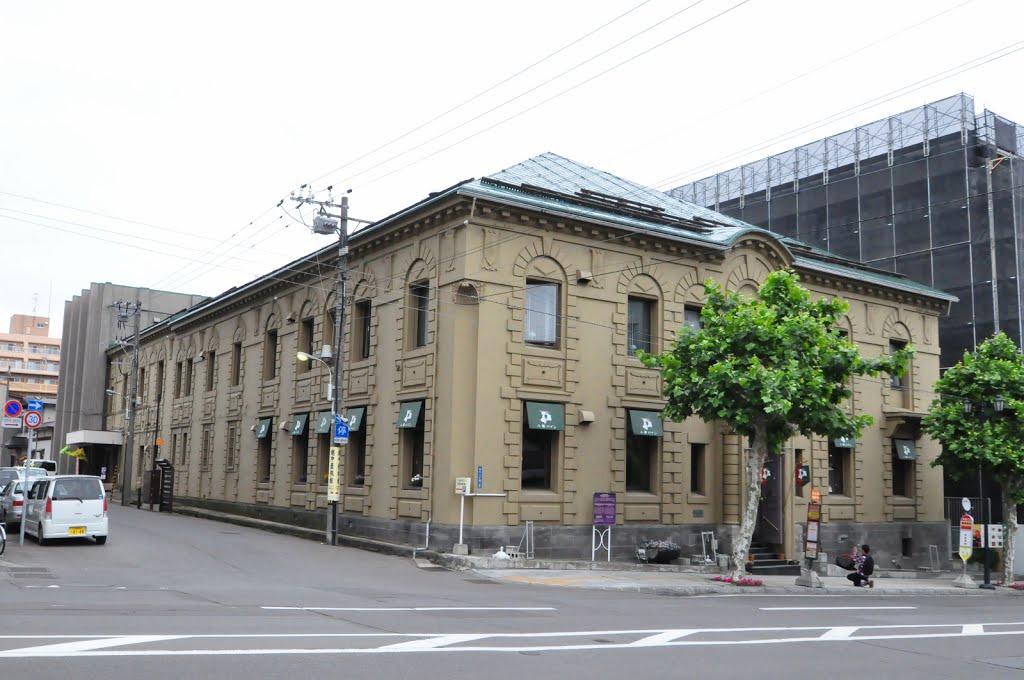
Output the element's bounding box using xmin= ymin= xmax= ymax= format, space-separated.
xmin=457 ymin=153 xmax=955 ymax=304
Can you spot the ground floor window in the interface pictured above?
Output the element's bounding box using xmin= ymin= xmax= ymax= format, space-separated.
xmin=828 ymin=441 xmax=851 ymax=495
xmin=398 ymin=401 xmax=425 ymax=489
xmin=317 ymin=433 xmax=330 ymax=485
xmin=522 ymin=402 xmax=564 ymax=491
xmin=626 ymin=409 xmax=662 ymax=492
xmin=257 ymin=436 xmax=272 ymax=483
xmin=690 ymin=443 xmax=706 ymax=495
xmin=892 ymin=439 xmax=917 ymax=498
xmin=292 ymin=435 xmax=309 ymax=484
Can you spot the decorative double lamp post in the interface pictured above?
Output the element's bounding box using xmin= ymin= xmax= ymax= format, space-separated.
xmin=961 ymin=395 xmax=1005 ymax=590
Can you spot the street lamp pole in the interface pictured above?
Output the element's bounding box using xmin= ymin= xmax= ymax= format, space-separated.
xmin=298 ymin=350 xmax=340 ymax=546
xmin=962 ymin=396 xmax=1004 ymax=590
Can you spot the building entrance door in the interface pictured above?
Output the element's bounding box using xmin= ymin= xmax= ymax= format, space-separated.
xmin=755 ymin=455 xmax=784 ymax=544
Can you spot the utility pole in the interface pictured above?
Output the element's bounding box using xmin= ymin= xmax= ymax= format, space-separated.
xmin=121 ymin=303 xmax=141 ymax=506
xmin=115 ymin=301 xmax=142 ymax=507
xmin=290 ymin=190 xmax=364 ymax=545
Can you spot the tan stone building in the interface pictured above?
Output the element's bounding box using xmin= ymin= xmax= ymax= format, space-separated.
xmin=101 ymin=153 xmax=955 ymax=565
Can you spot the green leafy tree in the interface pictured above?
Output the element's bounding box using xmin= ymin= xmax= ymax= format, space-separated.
xmin=922 ymin=332 xmax=1024 ymax=584
xmin=640 ymin=270 xmax=910 ymax=579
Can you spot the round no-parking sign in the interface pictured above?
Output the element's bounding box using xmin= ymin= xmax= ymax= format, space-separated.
xmin=24 ymin=411 xmax=42 ymax=429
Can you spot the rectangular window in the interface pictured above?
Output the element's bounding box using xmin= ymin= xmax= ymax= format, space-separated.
xmin=627 ymin=297 xmax=654 ymax=355
xmin=292 ymin=431 xmax=309 ymax=484
xmin=264 ymin=330 xmax=278 ymax=380
xmin=828 ymin=442 xmax=850 ymax=496
xmin=156 ymin=361 xmax=165 ymax=401
xmin=521 ymin=403 xmax=563 ymax=490
xmin=690 ymin=443 xmax=706 ymax=494
xmin=173 ymin=362 xmax=183 ymax=398
xmin=347 ymin=429 xmax=366 ymax=486
xmin=626 ymin=433 xmax=655 ymax=492
xmin=181 ymin=431 xmax=188 ymax=467
xmin=138 ymin=367 xmax=146 ymax=403
xmin=205 ymin=351 xmax=215 ymax=391
xmin=795 ymin=448 xmax=807 ymax=498
xmin=257 ymin=435 xmax=272 ymax=484
xmin=892 ymin=439 xmax=917 ymax=498
xmin=184 ymin=358 xmax=193 ymax=396
xmin=889 ymin=339 xmax=907 ymax=389
xmin=201 ymin=426 xmax=212 ymax=470
xmin=298 ymin=318 xmax=315 ymax=373
xmin=226 ymin=424 xmax=239 ymax=471
xmin=683 ymin=305 xmax=703 ymax=332
xmin=525 ymin=280 xmax=559 ymax=347
xmin=317 ymin=433 xmax=330 ymax=486
xmin=355 ymin=301 xmax=372 ymax=360
xmin=402 ymin=415 xmax=425 ymax=489
xmin=231 ymin=341 xmax=242 ymax=386
xmin=410 ymin=283 xmax=429 ymax=348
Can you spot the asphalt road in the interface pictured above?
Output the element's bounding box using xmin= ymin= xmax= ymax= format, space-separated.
xmin=2 ymin=506 xmax=1023 ymax=679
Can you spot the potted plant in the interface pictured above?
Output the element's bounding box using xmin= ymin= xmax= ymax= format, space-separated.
xmin=637 ymin=539 xmax=682 ymax=564
xmin=410 ymin=473 xmax=424 ymax=488
xmin=352 ymin=474 xmax=365 ymax=486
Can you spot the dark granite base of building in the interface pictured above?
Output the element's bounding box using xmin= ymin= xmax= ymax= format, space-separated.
xmin=176 ymin=497 xmax=948 ymax=566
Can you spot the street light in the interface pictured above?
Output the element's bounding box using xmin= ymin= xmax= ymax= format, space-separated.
xmin=961 ymin=395 xmax=1005 ymax=590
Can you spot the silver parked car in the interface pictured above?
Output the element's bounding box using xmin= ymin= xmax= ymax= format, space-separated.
xmin=0 ymin=478 xmax=29 ymax=526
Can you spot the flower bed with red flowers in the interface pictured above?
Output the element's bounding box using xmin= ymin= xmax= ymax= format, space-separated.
xmin=713 ymin=576 xmax=764 ymax=586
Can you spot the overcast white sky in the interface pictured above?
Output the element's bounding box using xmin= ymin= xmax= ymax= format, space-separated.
xmin=2 ymin=0 xmax=1022 ymax=337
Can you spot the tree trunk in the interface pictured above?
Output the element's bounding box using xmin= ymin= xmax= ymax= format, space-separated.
xmin=731 ymin=425 xmax=768 ymax=580
xmin=1002 ymin=490 xmax=1018 ymax=586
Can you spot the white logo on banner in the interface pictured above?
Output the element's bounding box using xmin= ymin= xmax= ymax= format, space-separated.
xmin=539 ymin=411 xmax=552 ymax=426
xmin=403 ymin=409 xmax=414 ymax=424
xmin=642 ymin=417 xmax=653 ymax=431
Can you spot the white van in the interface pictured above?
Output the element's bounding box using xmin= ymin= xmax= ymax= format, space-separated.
xmin=24 ymin=459 xmax=57 ymax=475
xmin=24 ymin=475 xmax=108 ymax=545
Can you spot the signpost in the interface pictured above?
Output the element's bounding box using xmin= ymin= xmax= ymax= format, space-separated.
xmin=592 ymin=492 xmax=616 ymax=562
xmin=4 ymin=399 xmax=22 ymax=419
xmin=476 ymin=465 xmax=483 ymax=490
xmin=24 ymin=411 xmax=42 ymax=429
xmin=455 ymin=477 xmax=470 ymax=495
xmin=959 ymin=512 xmax=974 ymax=563
xmin=2 ymin=417 xmax=21 ymax=429
xmin=26 ymin=399 xmax=43 ymax=412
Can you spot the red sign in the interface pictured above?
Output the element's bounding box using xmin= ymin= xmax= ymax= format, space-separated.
xmin=960 ymin=514 xmax=973 ymax=532
xmin=3 ymin=399 xmax=22 ymax=418
xmin=24 ymin=411 xmax=42 ymax=429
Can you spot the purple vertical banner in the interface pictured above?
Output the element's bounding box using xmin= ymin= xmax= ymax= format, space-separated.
xmin=593 ymin=492 xmax=616 ymax=525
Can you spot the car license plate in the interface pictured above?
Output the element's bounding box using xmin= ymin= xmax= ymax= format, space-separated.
xmin=69 ymin=527 xmax=86 ymax=536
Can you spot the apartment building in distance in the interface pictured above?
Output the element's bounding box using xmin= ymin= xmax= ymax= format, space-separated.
xmin=0 ymin=314 xmax=60 ymax=401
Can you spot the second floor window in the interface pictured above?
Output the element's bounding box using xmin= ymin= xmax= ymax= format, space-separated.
xmin=889 ymin=339 xmax=907 ymax=389
xmin=525 ymin=280 xmax=559 ymax=347
xmin=264 ymin=329 xmax=278 ymax=380
xmin=410 ymin=283 xmax=429 ymax=348
xmin=231 ymin=342 xmax=242 ymax=386
xmin=627 ymin=297 xmax=654 ymax=354
xmin=355 ymin=300 xmax=372 ymax=360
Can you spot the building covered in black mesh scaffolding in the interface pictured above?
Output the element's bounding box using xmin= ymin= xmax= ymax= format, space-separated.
xmin=672 ymin=93 xmax=1023 ymax=372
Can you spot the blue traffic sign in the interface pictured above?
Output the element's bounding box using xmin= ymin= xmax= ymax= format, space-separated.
xmin=334 ymin=421 xmax=350 ymax=444
xmin=27 ymin=399 xmax=43 ymax=412
xmin=3 ymin=400 xmax=22 ymax=418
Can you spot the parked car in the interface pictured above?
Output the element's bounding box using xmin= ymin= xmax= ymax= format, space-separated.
xmin=23 ymin=475 xmax=108 ymax=545
xmin=0 ymin=478 xmax=28 ymax=526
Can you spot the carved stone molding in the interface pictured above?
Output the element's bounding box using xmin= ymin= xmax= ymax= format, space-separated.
xmin=626 ymin=368 xmax=661 ymax=397
xmin=401 ymin=359 xmax=427 ymax=388
xmin=523 ymin=357 xmax=564 ymax=388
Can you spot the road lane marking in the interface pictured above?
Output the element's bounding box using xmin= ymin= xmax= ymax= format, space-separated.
xmin=261 ymin=606 xmax=556 ymax=612
xmin=4 ymin=635 xmax=187 ymax=655
xmin=759 ymin=606 xmax=917 ymax=611
xmin=3 ymin=622 xmax=1023 ymax=657
xmin=378 ymin=634 xmax=490 ymax=651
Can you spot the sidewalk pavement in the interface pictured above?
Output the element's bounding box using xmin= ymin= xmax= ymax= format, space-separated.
xmin=425 ymin=553 xmax=1024 ymax=597
xmin=173 ymin=504 xmax=1020 ymax=598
